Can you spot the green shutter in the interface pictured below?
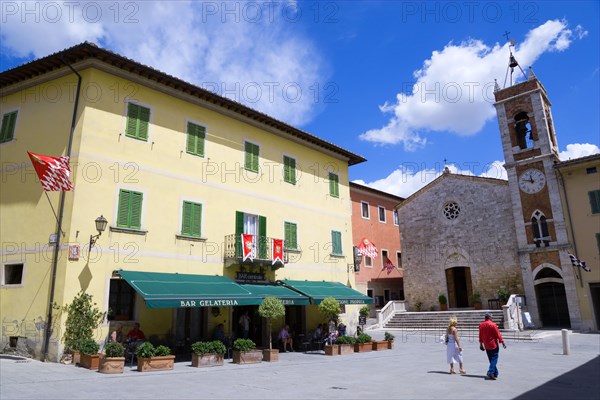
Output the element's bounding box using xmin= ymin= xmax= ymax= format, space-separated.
xmin=596 ymin=233 xmax=600 ymax=255
xmin=0 ymin=111 xmax=17 ymax=143
xmin=192 ymin=203 xmax=202 ymax=237
xmin=187 ymin=122 xmax=206 ymax=156
xmin=245 ymin=142 xmax=259 ymax=172
xmin=125 ymin=103 xmax=150 ymax=141
xmin=284 ymin=156 xmax=296 ymax=184
xmin=235 ymin=211 xmax=244 ymax=257
xmin=182 ymin=202 xmax=192 ymax=235
xmin=589 ymin=191 xmax=600 ymax=214
xmin=329 ymin=173 xmax=339 ymax=197
xmin=129 ymin=192 xmax=143 ymax=229
xmin=258 ymin=215 xmax=267 ymax=259
xmin=285 ymin=222 xmax=297 ymax=249
xmin=331 ymin=231 xmax=342 ymax=255
xmin=117 ymin=190 xmax=131 ymax=227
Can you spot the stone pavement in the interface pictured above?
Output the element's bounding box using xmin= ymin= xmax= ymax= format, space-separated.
xmin=1 ymin=329 xmax=598 ymax=400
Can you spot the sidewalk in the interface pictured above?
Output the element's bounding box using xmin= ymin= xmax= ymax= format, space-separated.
xmin=1 ymin=330 xmax=598 ymax=399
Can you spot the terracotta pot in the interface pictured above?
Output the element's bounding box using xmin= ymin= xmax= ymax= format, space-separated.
xmin=80 ymin=353 xmax=100 ymax=370
xmin=354 ymin=343 xmax=372 ymax=353
xmin=324 ymin=345 xmax=339 ymax=356
xmin=387 ymin=340 xmax=394 ymax=349
xmin=232 ymin=350 xmax=262 ymax=364
xmin=191 ymin=353 xmax=224 ymax=367
xmin=473 ymin=302 xmax=482 ymax=310
xmin=262 ymin=349 xmax=279 ymax=362
xmin=99 ymin=356 xmax=125 ymax=374
xmin=338 ymin=344 xmax=354 ymax=355
xmin=440 ymin=303 xmax=448 ymax=311
xmin=72 ymin=350 xmax=81 ymax=366
xmin=372 ymin=341 xmax=388 ymax=351
xmin=137 ymin=355 xmax=175 ymax=372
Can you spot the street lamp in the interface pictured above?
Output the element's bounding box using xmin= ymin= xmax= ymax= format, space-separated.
xmin=89 ymin=215 xmax=108 ymax=251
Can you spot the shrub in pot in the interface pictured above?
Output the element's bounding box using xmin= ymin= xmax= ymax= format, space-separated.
xmin=232 ymin=338 xmax=262 ymax=364
xmin=354 ymin=333 xmax=372 ymax=353
xmin=61 ymin=291 xmax=105 ymax=365
xmin=191 ymin=340 xmax=226 ymax=368
xmin=136 ymin=342 xmax=175 ymax=372
xmin=78 ymin=338 xmax=100 ymax=370
xmin=258 ymin=297 xmax=285 ymax=362
xmin=384 ymin=331 xmax=395 ymax=349
xmin=335 ymin=335 xmax=356 ymax=355
xmin=99 ymin=342 xmax=125 ymax=374
xmin=438 ymin=294 xmax=448 ymax=311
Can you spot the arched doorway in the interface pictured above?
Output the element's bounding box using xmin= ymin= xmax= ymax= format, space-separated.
xmin=534 ymin=267 xmax=571 ymax=328
xmin=445 ymin=267 xmax=472 ymax=308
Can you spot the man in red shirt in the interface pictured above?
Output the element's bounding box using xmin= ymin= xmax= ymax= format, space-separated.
xmin=479 ymin=313 xmax=507 ymax=380
xmin=126 ymin=322 xmax=145 ymax=342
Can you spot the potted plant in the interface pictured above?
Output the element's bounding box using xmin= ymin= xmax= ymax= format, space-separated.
xmin=61 ymin=291 xmax=105 ymax=366
xmin=471 ymin=292 xmax=482 ymax=310
xmin=232 ymin=338 xmax=262 ymax=364
xmin=497 ymin=288 xmax=510 ymax=305
xmin=191 ymin=340 xmax=226 ymax=368
xmin=258 ymin=297 xmax=285 ymax=362
xmin=136 ymin=342 xmax=175 ymax=372
xmin=335 ymin=335 xmax=356 ymax=355
xmin=384 ymin=331 xmax=395 ymax=349
xmin=99 ymin=342 xmax=125 ymax=374
xmin=318 ymin=297 xmax=341 ymax=356
xmin=371 ymin=331 xmax=390 ymax=351
xmin=354 ymin=333 xmax=373 ymax=353
xmin=438 ymin=294 xmax=448 ymax=311
xmin=414 ymin=301 xmax=423 ymax=312
xmin=78 ymin=338 xmax=101 ymax=370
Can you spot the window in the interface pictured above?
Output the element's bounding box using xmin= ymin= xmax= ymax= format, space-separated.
xmin=0 ymin=111 xmax=17 ymax=143
xmin=284 ymin=221 xmax=298 ymax=250
xmin=393 ymin=210 xmax=399 ymax=226
xmin=117 ymin=189 xmax=143 ymax=229
xmin=328 ymin=172 xmax=339 ymax=197
xmin=378 ymin=206 xmax=386 ymax=223
xmin=514 ymin=111 xmax=533 ymax=149
xmin=361 ymin=202 xmax=370 ymax=219
xmin=108 ymin=279 xmax=136 ymax=321
xmin=283 ymin=156 xmax=296 ymax=184
xmin=235 ymin=211 xmax=267 ymax=258
xmin=587 ymin=167 xmax=597 ymax=174
xmin=443 ymin=201 xmax=461 ymax=220
xmin=186 ymin=122 xmax=205 ymax=157
xmin=589 ymin=190 xmax=600 ymax=214
xmin=596 ymin=233 xmax=600 ymax=254
xmin=331 ymin=230 xmax=342 ymax=255
xmin=367 ymin=289 xmax=373 ymax=299
xmin=397 ymin=251 xmax=402 ymax=269
xmin=382 ymin=250 xmax=389 ymax=268
xmin=2 ymin=263 xmax=23 ymax=286
xmin=244 ymin=141 xmax=260 ymax=172
xmin=181 ymin=201 xmax=202 ymax=237
xmin=531 ymin=210 xmax=549 ymax=247
xmin=365 ymin=256 xmax=372 ymax=267
xmin=125 ymin=103 xmax=150 ymax=141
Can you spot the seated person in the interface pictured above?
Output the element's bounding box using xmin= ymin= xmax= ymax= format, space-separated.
xmin=278 ymin=324 xmax=294 ymax=352
xmin=109 ymin=323 xmax=123 ymax=343
xmin=313 ymin=324 xmax=323 ymax=340
xmin=337 ymin=322 xmax=347 ymax=337
xmin=126 ymin=322 xmax=145 ymax=343
xmin=326 ymin=329 xmax=339 ymax=345
xmin=212 ymin=323 xmax=225 ymax=341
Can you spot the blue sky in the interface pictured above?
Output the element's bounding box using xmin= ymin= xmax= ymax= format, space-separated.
xmin=1 ymin=1 xmax=598 ymax=197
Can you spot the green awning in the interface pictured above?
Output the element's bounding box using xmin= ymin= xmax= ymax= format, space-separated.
xmin=280 ymin=280 xmax=373 ymax=305
xmin=238 ymin=283 xmax=310 ymax=305
xmin=118 ymin=270 xmax=265 ymax=308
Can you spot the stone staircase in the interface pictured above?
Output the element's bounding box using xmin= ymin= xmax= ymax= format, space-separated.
xmin=382 ymin=309 xmax=505 ymax=333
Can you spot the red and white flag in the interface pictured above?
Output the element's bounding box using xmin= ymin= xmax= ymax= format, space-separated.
xmin=272 ymin=239 xmax=284 ymax=265
xmin=385 ymin=258 xmax=395 ymax=274
xmin=357 ymin=237 xmax=378 ymax=259
xmin=241 ymin=234 xmax=255 ymax=262
xmin=27 ymin=151 xmax=73 ymax=191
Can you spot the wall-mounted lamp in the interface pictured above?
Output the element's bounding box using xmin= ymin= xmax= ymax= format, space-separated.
xmin=89 ymin=215 xmax=108 ymax=251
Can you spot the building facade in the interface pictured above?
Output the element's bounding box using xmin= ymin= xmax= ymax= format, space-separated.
xmin=0 ymin=42 xmax=370 ymax=361
xmin=350 ymin=182 xmax=403 ymax=314
xmin=555 ymin=154 xmax=600 ymax=331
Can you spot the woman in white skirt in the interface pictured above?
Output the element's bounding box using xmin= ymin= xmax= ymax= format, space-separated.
xmin=446 ymin=317 xmax=466 ymax=375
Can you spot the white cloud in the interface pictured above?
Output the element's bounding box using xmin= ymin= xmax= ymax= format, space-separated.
xmin=559 ymin=143 xmax=600 ymax=161
xmin=0 ymin=1 xmax=324 ymax=126
xmin=354 ymin=161 xmax=507 ymax=198
xmin=360 ymin=20 xmax=585 ymax=149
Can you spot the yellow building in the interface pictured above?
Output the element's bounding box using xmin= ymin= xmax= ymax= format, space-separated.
xmin=556 ymin=154 xmax=600 ymax=331
xmin=0 ymin=42 xmax=369 ymax=361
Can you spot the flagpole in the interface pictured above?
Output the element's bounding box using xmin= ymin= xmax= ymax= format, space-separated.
xmin=42 ymin=60 xmax=82 ymax=362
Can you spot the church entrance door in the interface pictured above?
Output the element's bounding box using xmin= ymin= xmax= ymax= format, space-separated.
xmin=445 ymin=267 xmax=472 ymax=308
xmin=536 ymin=282 xmax=570 ymax=328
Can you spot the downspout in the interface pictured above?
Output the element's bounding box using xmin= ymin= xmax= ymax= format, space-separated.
xmin=556 ymin=167 xmax=582 ymax=288
xmin=42 ymin=60 xmax=82 ymax=361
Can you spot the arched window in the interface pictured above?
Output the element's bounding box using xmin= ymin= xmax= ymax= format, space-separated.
xmin=534 ymin=268 xmax=561 ymax=280
xmin=514 ymin=112 xmax=533 ymax=149
xmin=531 ymin=210 xmax=550 ymax=247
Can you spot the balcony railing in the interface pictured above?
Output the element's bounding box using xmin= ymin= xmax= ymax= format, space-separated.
xmin=224 ymin=234 xmax=290 ymax=268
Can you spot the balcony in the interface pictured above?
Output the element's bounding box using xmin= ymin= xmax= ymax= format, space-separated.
xmin=223 ymin=234 xmax=291 ymax=269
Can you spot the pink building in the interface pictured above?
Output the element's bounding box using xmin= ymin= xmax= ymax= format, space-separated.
xmin=350 ymin=182 xmax=404 ymax=313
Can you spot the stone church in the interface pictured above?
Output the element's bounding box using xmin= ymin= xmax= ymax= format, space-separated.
xmin=396 ymin=66 xmax=583 ymax=330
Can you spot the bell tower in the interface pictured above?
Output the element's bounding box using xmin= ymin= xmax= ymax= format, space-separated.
xmin=493 ymin=42 xmax=581 ymax=329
